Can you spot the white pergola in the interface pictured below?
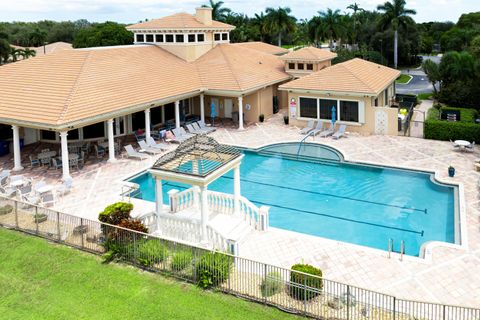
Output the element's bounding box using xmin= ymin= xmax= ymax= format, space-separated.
xmin=148 ymin=135 xmax=244 ymax=243
xmin=9 ymin=93 xmax=244 ymax=181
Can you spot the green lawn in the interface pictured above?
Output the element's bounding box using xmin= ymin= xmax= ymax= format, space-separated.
xmin=395 ymin=74 xmax=413 ymax=84
xmin=0 ymin=228 xmax=298 ymax=320
xmin=417 ymin=92 xmax=433 ymax=100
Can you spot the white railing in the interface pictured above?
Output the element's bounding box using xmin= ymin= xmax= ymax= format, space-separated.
xmin=207 ymin=190 xmax=235 ymax=215
xmin=168 ymin=188 xmax=196 ymax=212
xmin=137 ymin=211 xmax=157 ymax=231
xmin=206 ymin=225 xmax=229 ymax=252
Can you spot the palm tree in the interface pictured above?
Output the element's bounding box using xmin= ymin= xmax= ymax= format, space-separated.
xmin=308 ymin=16 xmax=326 ymax=47
xmin=22 ymin=48 xmax=36 ymax=59
xmin=346 ymin=2 xmax=365 ymax=44
xmin=318 ymin=8 xmax=345 ymax=50
xmin=252 ymin=12 xmax=268 ymax=42
xmin=377 ymin=0 xmax=416 ymax=69
xmin=202 ymin=0 xmax=231 ymax=21
xmin=0 ymin=39 xmax=10 ymax=65
xmin=265 ymin=7 xmax=296 ymax=47
xmin=9 ymin=48 xmax=23 ymax=62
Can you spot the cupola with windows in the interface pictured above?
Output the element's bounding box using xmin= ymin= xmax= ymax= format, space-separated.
xmin=279 ymin=46 xmax=338 ymax=78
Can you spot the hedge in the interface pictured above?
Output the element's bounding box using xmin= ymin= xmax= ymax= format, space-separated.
xmin=424 ymin=119 xmax=480 ymax=141
xmin=288 ymin=264 xmax=323 ymax=301
xmin=440 ymin=107 xmax=478 ymax=123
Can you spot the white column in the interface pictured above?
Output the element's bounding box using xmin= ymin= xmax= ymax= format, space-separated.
xmin=144 ymin=108 xmax=151 ymax=139
xmin=233 ymin=165 xmax=241 ymax=215
xmin=155 ymin=178 xmax=163 ymax=232
xmin=200 ymin=94 xmax=205 ymax=123
xmin=174 ymin=100 xmax=180 ymax=129
xmin=59 ymin=131 xmax=71 ymax=181
xmin=107 ymin=119 xmax=116 ymax=162
xmin=11 ymin=125 xmax=23 ymax=171
xmin=200 ymin=185 xmax=209 ymax=243
xmin=238 ymin=96 xmax=244 ymax=130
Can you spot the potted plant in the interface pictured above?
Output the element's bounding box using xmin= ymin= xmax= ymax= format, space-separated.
xmin=33 ymin=213 xmax=48 ymax=223
xmin=259 ymin=114 xmax=265 ymax=122
xmin=448 ymin=165 xmax=455 ymax=177
xmin=284 ymin=115 xmax=289 ymax=125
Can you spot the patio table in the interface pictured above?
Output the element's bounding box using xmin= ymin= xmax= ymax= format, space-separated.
xmin=36 ymin=185 xmax=53 ymax=194
xmin=10 ymin=179 xmax=25 ymax=187
xmin=38 ymin=151 xmax=57 ymax=159
xmin=454 ymin=140 xmax=470 ymax=147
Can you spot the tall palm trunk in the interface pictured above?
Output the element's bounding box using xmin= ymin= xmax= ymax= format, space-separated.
xmin=278 ymin=32 xmax=282 ymax=47
xmin=394 ymin=29 xmax=398 ymax=69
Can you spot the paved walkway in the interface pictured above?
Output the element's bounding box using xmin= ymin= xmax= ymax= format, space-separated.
xmin=1 ymin=112 xmax=479 ymax=307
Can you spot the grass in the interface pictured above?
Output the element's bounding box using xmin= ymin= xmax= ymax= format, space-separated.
xmin=395 ymin=74 xmax=412 ymax=84
xmin=0 ymin=228 xmax=298 ymax=320
xmin=417 ymin=92 xmax=433 ymax=100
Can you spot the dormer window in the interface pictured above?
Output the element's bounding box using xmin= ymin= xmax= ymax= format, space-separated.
xmin=214 ymin=33 xmax=221 ymax=41
xmin=306 ymin=64 xmax=313 ymax=70
xmin=197 ymin=34 xmax=205 ymax=42
xmin=146 ymin=34 xmax=154 ymax=42
xmin=298 ymin=63 xmax=304 ymax=70
xmin=166 ymin=34 xmax=174 ymax=43
xmin=136 ymin=34 xmax=145 ymax=42
xmin=188 ymin=34 xmax=196 ymax=42
xmin=288 ymin=63 xmax=295 ymax=70
xmin=155 ymin=34 xmax=164 ymax=42
xmin=175 ymin=34 xmax=184 ymax=43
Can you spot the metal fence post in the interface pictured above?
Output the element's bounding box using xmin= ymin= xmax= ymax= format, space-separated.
xmin=192 ymin=247 xmax=197 ymax=284
xmin=132 ymin=233 xmax=137 ymax=266
xmin=443 ymin=304 xmax=446 ymax=320
xmin=35 ymin=206 xmax=39 ymax=234
xmin=347 ymin=285 xmax=350 ymax=320
xmin=14 ymin=200 xmax=18 ymax=229
xmin=393 ymin=296 xmax=396 ymax=320
xmin=56 ymin=211 xmax=61 ymax=242
xmin=303 ymin=275 xmax=307 ymax=316
xmin=80 ymin=218 xmax=84 ymax=249
xmin=263 ymin=264 xmax=267 ymax=305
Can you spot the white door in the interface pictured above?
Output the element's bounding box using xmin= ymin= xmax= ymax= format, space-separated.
xmin=224 ymin=99 xmax=233 ymax=119
xmin=114 ymin=116 xmax=126 ymax=137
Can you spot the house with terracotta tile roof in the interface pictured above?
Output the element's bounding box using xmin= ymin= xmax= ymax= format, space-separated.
xmin=0 ymin=7 xmax=399 ymax=180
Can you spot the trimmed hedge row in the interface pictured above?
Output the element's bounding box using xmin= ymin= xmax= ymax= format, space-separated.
xmin=441 ymin=107 xmax=478 ymax=123
xmin=424 ymin=119 xmax=480 ymax=141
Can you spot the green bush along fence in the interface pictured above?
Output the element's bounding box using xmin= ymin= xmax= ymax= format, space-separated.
xmin=0 ymin=195 xmax=479 ymax=320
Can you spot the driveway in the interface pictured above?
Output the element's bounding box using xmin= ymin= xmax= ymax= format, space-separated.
xmin=396 ymin=69 xmax=437 ymax=95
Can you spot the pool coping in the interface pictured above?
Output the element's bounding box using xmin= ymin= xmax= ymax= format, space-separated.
xmin=121 ymin=140 xmax=467 ymax=263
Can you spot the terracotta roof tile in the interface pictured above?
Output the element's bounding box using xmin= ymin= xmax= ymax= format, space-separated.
xmin=127 ymin=13 xmax=234 ymax=30
xmin=280 ymin=46 xmax=337 ymax=61
xmin=279 ymin=58 xmax=400 ymax=95
xmin=232 ymin=42 xmax=288 ymax=55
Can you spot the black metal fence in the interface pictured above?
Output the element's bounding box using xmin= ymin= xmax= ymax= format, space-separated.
xmin=0 ymin=196 xmax=478 ymax=320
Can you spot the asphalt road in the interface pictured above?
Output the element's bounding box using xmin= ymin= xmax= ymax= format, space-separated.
xmin=396 ymin=55 xmax=440 ymax=95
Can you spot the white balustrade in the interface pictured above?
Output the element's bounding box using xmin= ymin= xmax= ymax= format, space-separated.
xmin=168 ymin=188 xmax=196 ymax=213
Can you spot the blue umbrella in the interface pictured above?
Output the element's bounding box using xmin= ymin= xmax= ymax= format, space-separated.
xmin=331 ymin=106 xmax=337 ymax=126
xmin=210 ymin=100 xmax=217 ymax=125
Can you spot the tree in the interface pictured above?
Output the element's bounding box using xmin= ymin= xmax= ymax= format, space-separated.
xmin=346 ymin=2 xmax=365 ymax=44
xmin=73 ymin=22 xmax=133 ymax=48
xmin=29 ymin=27 xmax=47 ymax=47
xmin=265 ymin=7 xmax=296 ymax=47
xmin=22 ymin=48 xmax=36 ymax=59
xmin=307 ymin=16 xmax=325 ymax=47
xmin=0 ymin=39 xmax=10 ymax=65
xmin=9 ymin=48 xmax=23 ymax=62
xmin=470 ymin=35 xmax=480 ymax=59
xmin=377 ymin=0 xmax=416 ymax=69
xmin=318 ymin=8 xmax=345 ymax=50
xmin=422 ymin=59 xmax=440 ymax=95
xmin=252 ymin=12 xmax=268 ymax=42
xmin=202 ymin=0 xmax=231 ymax=21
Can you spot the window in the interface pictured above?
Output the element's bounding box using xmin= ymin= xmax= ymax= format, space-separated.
xmin=319 ymin=99 xmax=337 ymax=120
xmin=306 ymin=64 xmax=313 ymax=70
xmin=214 ymin=33 xmax=221 ymax=41
xmin=222 ymin=33 xmax=228 ymax=40
xmin=146 ymin=34 xmax=154 ymax=42
xmin=136 ymin=34 xmax=145 ymax=42
xmin=155 ymin=34 xmax=164 ymax=42
xmin=166 ymin=34 xmax=174 ymax=43
xmin=188 ymin=34 xmax=196 ymax=42
xmin=384 ymin=89 xmax=388 ymax=105
xmin=175 ymin=34 xmax=184 ymax=43
xmin=288 ymin=63 xmax=295 ymax=70
xmin=299 ymin=97 xmax=317 ymax=118
xmin=83 ymin=122 xmax=105 ymax=139
xmin=340 ymin=100 xmax=359 ymax=122
xmin=374 ymin=97 xmax=378 ymax=106
xmin=197 ymin=34 xmax=205 ymax=42
xmin=68 ymin=129 xmax=79 ymax=140
xmin=40 ymin=130 xmax=56 ymax=141
xmin=297 ymin=63 xmax=304 ymax=70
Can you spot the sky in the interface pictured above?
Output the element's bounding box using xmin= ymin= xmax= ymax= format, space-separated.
xmin=0 ymin=0 xmax=478 ymax=23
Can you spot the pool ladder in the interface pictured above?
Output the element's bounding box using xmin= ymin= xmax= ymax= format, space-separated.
xmin=388 ymin=239 xmax=405 ymax=261
xmin=297 ymin=131 xmax=315 ymax=157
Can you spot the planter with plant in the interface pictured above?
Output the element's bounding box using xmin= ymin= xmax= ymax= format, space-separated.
xmin=259 ymin=114 xmax=265 ymax=122
xmin=284 ymin=115 xmax=289 ymax=125
xmin=33 ymin=213 xmax=48 ymax=223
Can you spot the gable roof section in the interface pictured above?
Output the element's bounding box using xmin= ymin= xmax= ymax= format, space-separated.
xmin=195 ymin=44 xmax=291 ymax=92
xmin=232 ymin=42 xmax=288 ymax=55
xmin=280 ymin=46 xmax=337 ymax=62
xmin=279 ymin=58 xmax=400 ymax=95
xmin=127 ymin=13 xmax=234 ymax=30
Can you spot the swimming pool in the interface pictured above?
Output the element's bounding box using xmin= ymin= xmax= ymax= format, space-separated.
xmin=129 ymin=143 xmax=457 ymax=257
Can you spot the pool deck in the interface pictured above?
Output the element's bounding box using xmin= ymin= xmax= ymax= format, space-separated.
xmin=3 ymin=112 xmax=480 ymax=307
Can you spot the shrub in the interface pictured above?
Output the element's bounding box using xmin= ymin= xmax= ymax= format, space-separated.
xmin=424 ymin=119 xmax=480 ymax=141
xmin=0 ymin=204 xmax=13 ymax=215
xmin=118 ymin=219 xmax=148 ymax=233
xmin=171 ymin=250 xmax=193 ymax=271
xmin=260 ymin=271 xmax=284 ymax=297
xmin=98 ymin=202 xmax=133 ymax=225
xmin=427 ymin=107 xmax=440 ymax=120
xmin=137 ymin=240 xmax=168 ymax=267
xmin=289 ymin=264 xmax=323 ymax=301
xmin=195 ymin=252 xmax=232 ymax=289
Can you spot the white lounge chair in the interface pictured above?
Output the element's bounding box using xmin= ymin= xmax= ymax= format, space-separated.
xmin=178 ymin=127 xmax=195 ymax=139
xmin=41 ymin=192 xmax=55 ymax=207
xmin=300 ymin=120 xmax=314 ymax=134
xmin=310 ymin=122 xmax=324 ymax=136
xmin=124 ymin=145 xmax=149 ymax=160
xmin=171 ymin=129 xmax=190 ymax=143
xmin=22 ymin=193 xmax=40 ymax=205
xmin=186 ymin=124 xmax=200 ymax=134
xmin=319 ymin=123 xmax=335 ymax=138
xmin=146 ymin=137 xmax=169 ymax=150
xmin=57 ymin=177 xmax=73 ymax=197
xmin=332 ymin=124 xmax=347 ymax=139
xmin=197 ymin=120 xmax=216 ymax=133
xmin=0 ymin=185 xmax=16 ymax=197
xmin=192 ymin=122 xmax=209 ymax=134
xmin=138 ymin=140 xmax=163 ymax=154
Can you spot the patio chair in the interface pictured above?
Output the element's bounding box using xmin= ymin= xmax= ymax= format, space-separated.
xmin=332 ymin=124 xmax=347 ymax=140
xmin=0 ymin=170 xmax=10 ymax=178
xmin=124 ymin=145 xmax=149 ymax=160
xmin=186 ymin=124 xmax=200 ymax=134
xmin=138 ymin=140 xmax=163 ymax=154
xmin=310 ymin=122 xmax=324 ymax=136
xmin=179 ymin=127 xmax=195 ymax=139
xmin=41 ymin=192 xmax=55 ymax=207
xmin=192 ymin=122 xmax=208 ymax=134
xmin=0 ymin=185 xmax=17 ymax=197
xmin=94 ymin=145 xmax=105 ymax=158
xmin=40 ymin=156 xmax=51 ymax=167
xmin=18 ymin=184 xmax=33 ymax=197
xmin=450 ymin=140 xmax=460 ymax=149
xmin=146 ymin=137 xmax=168 ymax=150
xmin=300 ymin=120 xmax=315 ymax=135
xmin=0 ymin=175 xmax=8 ymax=187
xmin=69 ymin=158 xmax=79 ymax=170
xmin=318 ymin=123 xmax=336 ymax=138
xmin=78 ymin=151 xmax=85 ymax=168
xmin=197 ymin=120 xmax=216 ymax=134
xmin=57 ymin=177 xmax=73 ymax=197
xmin=22 ymin=193 xmax=40 ymax=205
xmin=33 ymin=181 xmax=47 ymax=193
xmin=9 ymin=175 xmax=25 ymax=186
xmin=51 ymin=158 xmax=62 ymax=170
xmin=171 ymin=129 xmax=190 ymax=143
xmin=465 ymin=141 xmax=476 ymax=152
xmin=29 ymin=155 xmax=40 ymax=168
xmin=134 ymin=130 xmax=146 ymax=142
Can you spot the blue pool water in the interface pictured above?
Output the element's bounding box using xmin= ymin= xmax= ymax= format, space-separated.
xmin=130 ymin=143 xmax=456 ymax=256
